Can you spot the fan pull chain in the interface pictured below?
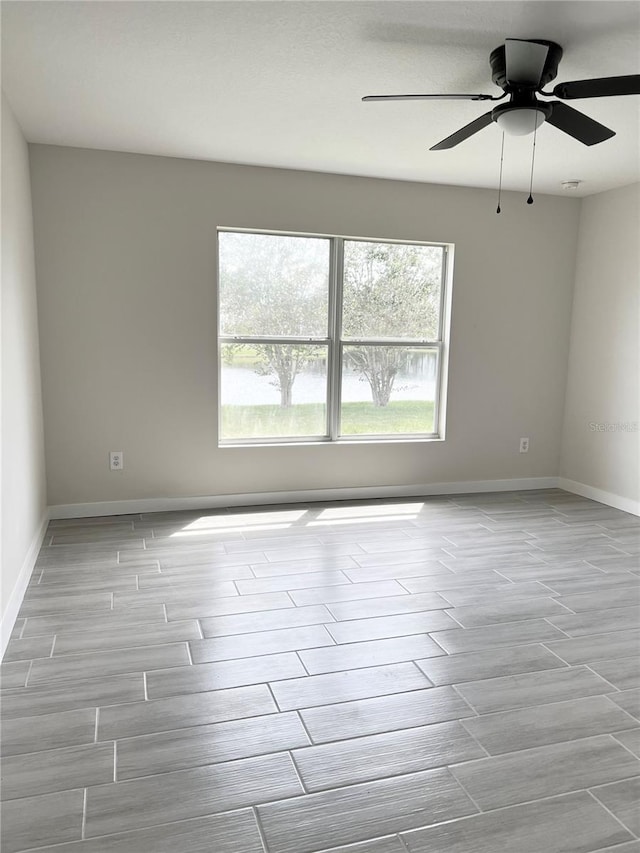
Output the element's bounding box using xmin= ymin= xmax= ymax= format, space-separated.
xmin=527 ymin=116 xmax=538 ymax=205
xmin=496 ymin=132 xmax=505 ymax=214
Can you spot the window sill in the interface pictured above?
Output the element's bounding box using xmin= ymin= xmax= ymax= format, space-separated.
xmin=218 ymin=436 xmax=445 ymax=448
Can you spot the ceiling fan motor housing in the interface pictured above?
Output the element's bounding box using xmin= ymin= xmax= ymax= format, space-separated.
xmin=490 ymin=39 xmax=563 ymax=90
xmin=491 ymin=97 xmax=553 ymax=132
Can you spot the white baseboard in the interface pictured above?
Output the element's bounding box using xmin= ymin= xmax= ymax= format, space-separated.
xmin=49 ymin=477 xmax=560 ymax=519
xmin=558 ymin=478 xmax=640 ymax=517
xmin=1 ymin=510 xmax=50 ymax=659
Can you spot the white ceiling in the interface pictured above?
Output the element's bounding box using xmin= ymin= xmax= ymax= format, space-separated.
xmin=2 ymin=1 xmax=639 ymax=196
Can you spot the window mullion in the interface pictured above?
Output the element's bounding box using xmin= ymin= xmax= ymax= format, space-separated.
xmin=327 ymin=238 xmax=344 ymax=440
xmin=219 ymin=336 xmax=329 ymax=345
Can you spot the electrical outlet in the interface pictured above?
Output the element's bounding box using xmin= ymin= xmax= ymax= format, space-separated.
xmin=110 ymin=451 xmax=124 ymax=471
xmin=519 ymin=437 xmax=530 ymax=454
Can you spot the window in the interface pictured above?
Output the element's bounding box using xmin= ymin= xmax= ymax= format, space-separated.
xmin=218 ymin=229 xmax=450 ymax=444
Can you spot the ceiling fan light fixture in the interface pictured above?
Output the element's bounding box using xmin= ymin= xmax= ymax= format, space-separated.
xmin=495 ymin=107 xmax=547 ymax=136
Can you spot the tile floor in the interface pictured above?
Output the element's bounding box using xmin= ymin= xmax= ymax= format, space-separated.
xmin=1 ymin=489 xmax=639 ymax=853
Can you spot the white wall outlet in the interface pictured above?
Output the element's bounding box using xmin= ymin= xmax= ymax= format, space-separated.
xmin=109 ymin=451 xmax=124 ymax=471
xmin=519 ymin=437 xmax=530 ymax=454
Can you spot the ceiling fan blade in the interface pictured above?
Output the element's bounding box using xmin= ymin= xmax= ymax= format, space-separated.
xmin=430 ymin=111 xmax=494 ymax=150
xmin=505 ymin=38 xmax=549 ymax=86
xmin=362 ymin=93 xmax=497 ymax=102
xmin=552 ymin=74 xmax=640 ymax=100
xmin=546 ymin=101 xmax=616 ymax=146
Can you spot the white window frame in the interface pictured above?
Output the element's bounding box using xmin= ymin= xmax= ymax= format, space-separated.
xmin=217 ymin=227 xmax=453 ymax=446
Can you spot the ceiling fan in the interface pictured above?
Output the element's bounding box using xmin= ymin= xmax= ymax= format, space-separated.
xmin=363 ymin=39 xmax=640 ymax=150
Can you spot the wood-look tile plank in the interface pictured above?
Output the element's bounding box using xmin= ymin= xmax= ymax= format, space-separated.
xmin=589 ymin=658 xmax=640 ymax=691
xmin=85 ymin=753 xmax=302 ymax=837
xmin=24 ymin=808 xmax=265 ymax=853
xmin=589 ymin=841 xmax=640 ymax=853
xmin=545 ymin=629 xmax=640 ymax=664
xmin=590 ymin=555 xmax=640 ymax=572
xmin=200 ymin=604 xmax=334 ymax=637
xmin=28 ymin=643 xmax=190 ymax=685
xmin=149 ymin=546 xmax=267 ymax=568
xmin=8 ymin=618 xmax=25 ymax=641
xmin=528 ymin=532 xmax=619 ymax=549
xmin=137 ymin=565 xmax=254 ymax=585
xmin=555 ymin=585 xmax=640 ymax=612
xmin=2 ymin=634 xmax=53 ymax=663
xmin=236 ymin=571 xmax=351 ymax=595
xmin=0 ymin=660 xmax=31 ymax=689
xmin=17 ymin=592 xmax=113 ymax=617
xmin=397 ymin=571 xmax=521 ymax=593
xmin=299 ymin=685 xmax=475 ymax=744
xmin=547 ymin=606 xmax=640 ymax=637
xmin=451 ymin=735 xmax=640 ymax=810
xmin=46 ymin=519 xmax=135 ymax=533
xmin=358 ymin=537 xmax=450 ymax=555
xmin=327 ymin=592 xmax=449 ymax=620
xmin=438 ymin=554 xmax=544 ymax=572
xmin=36 ymin=564 xmax=160 ymax=584
xmin=53 ymin=621 xmax=200 ymax=655
xmin=345 ymin=564 xmax=454 ymax=583
xmin=24 ymin=576 xmax=137 ymax=595
xmin=155 ymin=550 xmax=269 ymax=569
xmin=166 ymin=591 xmax=294 ymax=620
xmin=544 ymin=566 xmax=640 ymax=597
xmin=415 ymin=643 xmax=566 ymax=686
xmin=293 ymin=720 xmax=485 ymax=791
xmin=146 ymin=652 xmax=306 ymax=698
xmin=118 ymin=545 xmax=226 ymax=565
xmin=446 ymin=542 xmax=537 ymax=560
xmin=190 ymin=625 xmax=335 ymax=664
xmin=21 ymin=605 xmax=167 ymax=638
xmin=455 ymin=665 xmax=614 ymax=713
xmin=258 ymin=768 xmax=477 ymax=853
xmin=495 ymin=562 xmax=607 ymax=582
xmin=224 ymin=534 xmax=324 ymax=553
xmin=435 ymin=581 xmax=555 ymax=606
xmin=0 ymin=789 xmax=84 ymax=853
xmin=299 ymin=634 xmax=444 ymax=674
xmin=114 ymin=583 xmax=239 ymax=608
xmin=263 ymin=544 xmax=365 ymax=562
xmin=314 ymin=839 xmax=405 ymax=853
xmin=116 ymin=711 xmax=309 ymax=780
xmin=613 ymin=728 xmax=640 ymax=758
xmin=445 ymin=597 xmax=567 ymax=627
xmin=0 ymin=673 xmax=144 ymax=718
xmin=250 ymin=556 xmax=359 ymax=577
xmin=532 ymin=545 xmax=626 ymax=562
xmin=39 ymin=538 xmax=143 ymax=556
xmin=608 ymin=688 xmax=640 ymax=720
xmin=0 ymin=742 xmax=114 ymax=800
xmin=326 ymin=610 xmax=458 ymax=643
xmin=590 ymin=777 xmax=640 ymax=835
xmin=444 ymin=529 xmax=532 ymax=545
xmin=429 ymin=619 xmax=566 ymax=654
xmin=462 ymin=695 xmax=639 ymax=755
xmin=290 ymin=581 xmax=408 ymax=606
xmin=1 ymin=708 xmax=96 ymax=757
xmin=50 ymin=529 xmax=141 ymax=545
xmin=97 ymin=684 xmax=277 ymax=739
xmin=351 ymin=551 xmax=448 ymax=570
xmin=34 ymin=554 xmax=119 ymax=569
xmin=401 ymin=791 xmax=633 ymax=853
xmin=271 ymin=662 xmax=430 ymax=711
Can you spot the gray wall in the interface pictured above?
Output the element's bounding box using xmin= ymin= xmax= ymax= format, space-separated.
xmin=561 ymin=183 xmax=640 ymax=509
xmin=1 ymin=93 xmax=47 ymax=642
xmin=29 ymin=145 xmax=581 ymax=508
